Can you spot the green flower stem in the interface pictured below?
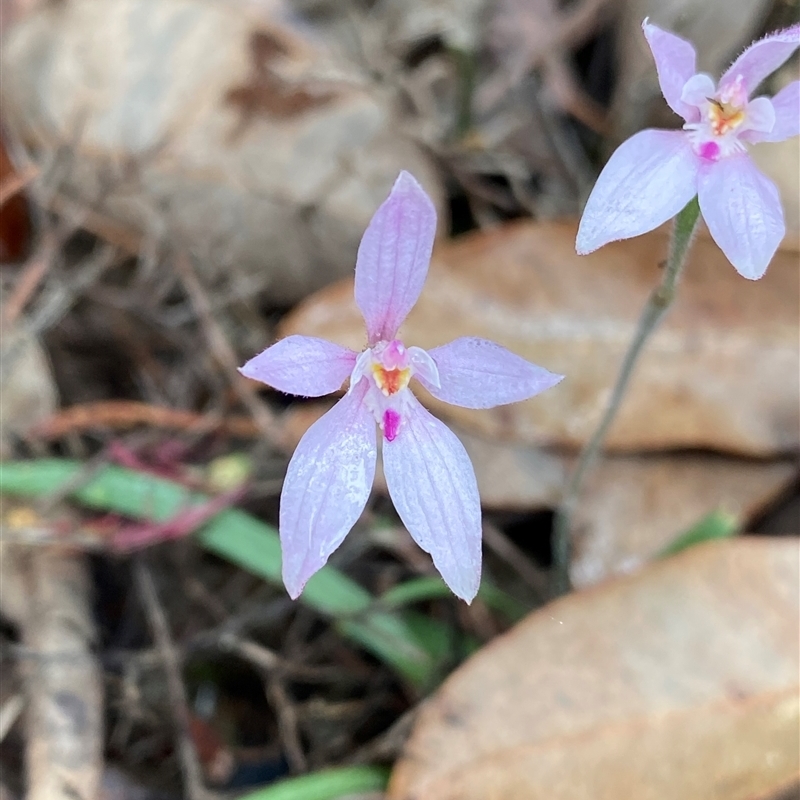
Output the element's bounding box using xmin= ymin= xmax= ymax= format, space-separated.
xmin=552 ymin=197 xmax=702 ymax=596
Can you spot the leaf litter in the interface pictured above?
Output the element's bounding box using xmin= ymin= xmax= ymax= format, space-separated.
xmin=0 ymin=0 xmax=797 ymax=797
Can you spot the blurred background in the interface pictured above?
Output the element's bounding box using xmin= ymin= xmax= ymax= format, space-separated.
xmin=0 ymin=0 xmax=798 ymax=798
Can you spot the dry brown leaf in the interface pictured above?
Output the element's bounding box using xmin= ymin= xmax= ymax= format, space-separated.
xmin=0 ymin=0 xmax=443 ymax=304
xmin=279 ymin=220 xmax=799 ymax=455
xmin=404 ymin=689 xmax=800 ymax=800
xmin=389 ymin=537 xmax=800 ymax=800
xmin=752 ymin=137 xmax=800 ymax=244
xmin=571 ymin=454 xmax=798 ymax=587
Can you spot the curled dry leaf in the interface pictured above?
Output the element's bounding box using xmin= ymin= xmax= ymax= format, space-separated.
xmin=0 ymin=0 xmax=443 ymax=304
xmin=279 ymin=220 xmax=799 ymax=456
xmin=389 ymin=538 xmax=800 ymax=800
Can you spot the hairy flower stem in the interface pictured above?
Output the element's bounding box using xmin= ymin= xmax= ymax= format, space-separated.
xmin=552 ymin=197 xmax=702 ymax=596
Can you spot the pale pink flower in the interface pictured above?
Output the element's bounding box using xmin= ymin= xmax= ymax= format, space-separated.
xmin=241 ymin=172 xmax=563 ymax=602
xmin=577 ymin=20 xmax=800 ymax=279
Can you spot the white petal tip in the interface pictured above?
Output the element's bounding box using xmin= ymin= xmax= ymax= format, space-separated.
xmin=734 ymin=265 xmax=769 ymax=281
xmin=575 ymin=238 xmax=599 ymax=256
xmin=395 ymin=170 xmax=421 ymax=189
xmin=283 ymin=564 xmax=312 ymax=600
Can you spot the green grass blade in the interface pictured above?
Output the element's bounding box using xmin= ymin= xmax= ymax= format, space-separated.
xmin=237 ymin=765 xmax=390 ymax=800
xmin=0 ymin=459 xmax=440 ymax=686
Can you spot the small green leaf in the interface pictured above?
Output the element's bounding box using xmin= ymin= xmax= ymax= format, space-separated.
xmin=657 ymin=509 xmax=740 ymax=558
xmin=237 ymin=765 xmax=389 ymax=800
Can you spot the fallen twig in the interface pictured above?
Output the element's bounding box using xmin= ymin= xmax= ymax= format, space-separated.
xmin=31 ymin=399 xmax=262 ymax=441
xmin=174 ymin=251 xmax=284 ymax=449
xmin=482 ymin=520 xmax=550 ymax=599
xmin=134 ymin=559 xmax=212 ymax=800
xmin=15 ymin=548 xmax=103 ymax=800
xmin=266 ymin=675 xmax=308 ymax=774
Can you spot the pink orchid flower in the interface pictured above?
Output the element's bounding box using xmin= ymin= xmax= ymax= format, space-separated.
xmin=240 ymin=172 xmax=563 ymax=602
xmin=577 ymin=20 xmax=800 ymax=279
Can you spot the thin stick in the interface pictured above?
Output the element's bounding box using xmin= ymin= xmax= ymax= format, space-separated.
xmin=266 ymin=676 xmax=308 ymax=773
xmin=173 ymin=252 xmax=283 ymax=448
xmin=134 ymin=560 xmax=211 ymax=800
xmin=31 ymin=399 xmax=261 ymax=440
xmin=482 ymin=521 xmax=550 ymax=599
xmin=552 ymin=197 xmax=702 ymax=595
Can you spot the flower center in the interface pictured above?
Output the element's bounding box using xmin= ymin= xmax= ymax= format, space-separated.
xmin=707 ymin=98 xmax=746 ymax=136
xmin=372 ymin=363 xmax=411 ymax=396
xmin=349 ymin=338 xmax=440 ymax=442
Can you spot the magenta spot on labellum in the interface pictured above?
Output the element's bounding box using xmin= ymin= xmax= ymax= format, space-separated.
xmin=698 ymin=141 xmax=721 ymax=161
xmin=383 ymin=409 xmax=401 ymax=442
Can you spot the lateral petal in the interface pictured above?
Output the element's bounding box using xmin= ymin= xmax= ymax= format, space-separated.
xmin=642 ymin=20 xmax=700 ymax=121
xmin=576 ymin=130 xmax=699 ymax=254
xmin=417 ymin=337 xmax=563 ymax=410
xmin=280 ymin=380 xmax=377 ymax=598
xmin=240 ymin=335 xmax=357 ymax=397
xmin=354 ymin=171 xmax=437 ymax=345
xmin=383 ymin=394 xmax=482 ymax=603
xmin=721 ymin=24 xmax=800 ymax=96
xmin=746 ymin=81 xmax=800 ymax=143
xmin=698 ymin=154 xmax=785 ymax=280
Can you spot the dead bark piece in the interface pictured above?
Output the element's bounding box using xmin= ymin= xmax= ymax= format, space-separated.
xmin=0 ymin=0 xmax=444 ymax=305
xmin=279 ymin=220 xmax=799 ymax=455
xmin=19 ymin=549 xmax=103 ymax=800
xmin=389 ymin=537 xmax=800 ymax=800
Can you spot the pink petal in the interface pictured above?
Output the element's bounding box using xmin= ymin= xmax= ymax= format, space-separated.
xmin=749 ymin=81 xmax=800 ymax=142
xmin=697 ymin=154 xmax=785 ymax=280
xmin=642 ymin=20 xmax=700 ymax=122
xmin=354 ymin=171 xmax=437 ymax=345
xmin=407 ymin=345 xmax=440 ymax=388
xmin=576 ymin=130 xmax=699 ymax=254
xmin=280 ymin=380 xmax=377 ymax=597
xmin=721 ymin=24 xmax=800 ymax=96
xmin=383 ymin=394 xmax=481 ymax=603
xmin=680 ymin=73 xmax=716 ymax=108
xmin=416 ymin=337 xmax=563 ymax=409
xmin=240 ymin=335 xmax=357 ymax=397
xmin=741 ymin=96 xmax=776 ymax=134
